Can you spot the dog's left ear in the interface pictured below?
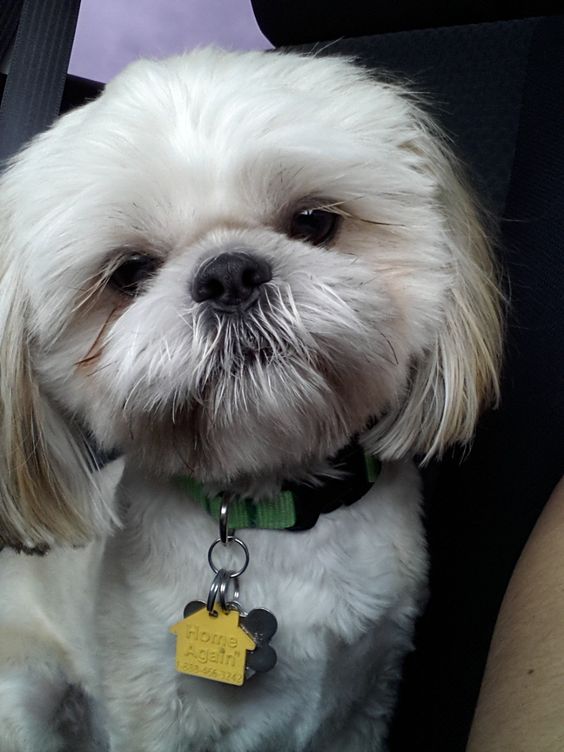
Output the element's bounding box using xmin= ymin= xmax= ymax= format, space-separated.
xmin=367 ymin=111 xmax=504 ymax=462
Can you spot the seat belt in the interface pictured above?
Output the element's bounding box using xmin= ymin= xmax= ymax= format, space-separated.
xmin=0 ymin=0 xmax=23 ymax=63
xmin=0 ymin=0 xmax=81 ymax=165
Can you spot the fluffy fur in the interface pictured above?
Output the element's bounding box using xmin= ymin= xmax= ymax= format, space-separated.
xmin=0 ymin=48 xmax=502 ymax=751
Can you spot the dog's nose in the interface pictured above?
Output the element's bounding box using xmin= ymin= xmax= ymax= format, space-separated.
xmin=192 ymin=252 xmax=272 ymax=311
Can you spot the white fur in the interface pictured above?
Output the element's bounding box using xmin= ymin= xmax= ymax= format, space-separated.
xmin=99 ymin=462 xmax=425 ymax=752
xmin=0 ymin=48 xmax=502 ymax=751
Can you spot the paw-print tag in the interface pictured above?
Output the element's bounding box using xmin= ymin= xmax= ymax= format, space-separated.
xmin=169 ymin=601 xmax=277 ymax=686
xmin=240 ymin=608 xmax=278 ymax=678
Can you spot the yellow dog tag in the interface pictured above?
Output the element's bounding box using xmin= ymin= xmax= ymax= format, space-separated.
xmin=170 ymin=604 xmax=256 ymax=686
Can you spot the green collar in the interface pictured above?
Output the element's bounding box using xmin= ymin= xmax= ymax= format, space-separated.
xmin=176 ymin=440 xmax=381 ymax=532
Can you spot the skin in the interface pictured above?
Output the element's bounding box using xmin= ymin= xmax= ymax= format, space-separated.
xmin=467 ymin=475 xmax=564 ymax=752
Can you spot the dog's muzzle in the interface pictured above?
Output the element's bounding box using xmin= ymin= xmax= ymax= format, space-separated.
xmin=192 ymin=251 xmax=272 ymax=313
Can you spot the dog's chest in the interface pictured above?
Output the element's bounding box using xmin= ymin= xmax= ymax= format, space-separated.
xmin=102 ymin=461 xmax=426 ymax=750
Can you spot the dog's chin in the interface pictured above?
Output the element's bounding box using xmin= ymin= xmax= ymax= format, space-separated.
xmin=110 ymin=353 xmax=388 ymax=485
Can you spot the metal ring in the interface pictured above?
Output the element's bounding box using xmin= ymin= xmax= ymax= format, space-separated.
xmin=208 ymin=536 xmax=250 ymax=578
xmin=206 ymin=569 xmax=225 ymax=614
xmin=219 ymin=498 xmax=232 ymax=545
xmin=219 ymin=572 xmax=240 ymax=612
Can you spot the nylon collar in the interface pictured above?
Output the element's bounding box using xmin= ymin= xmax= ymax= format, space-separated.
xmin=176 ymin=440 xmax=381 ymax=532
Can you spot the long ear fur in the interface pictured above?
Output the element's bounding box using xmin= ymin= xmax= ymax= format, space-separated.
xmin=0 ymin=220 xmax=117 ymax=550
xmin=367 ymin=107 xmax=504 ymax=462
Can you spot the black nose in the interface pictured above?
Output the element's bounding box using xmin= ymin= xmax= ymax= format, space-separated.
xmin=192 ymin=252 xmax=272 ymax=311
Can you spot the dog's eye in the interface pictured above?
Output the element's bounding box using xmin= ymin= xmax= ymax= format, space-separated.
xmin=108 ymin=254 xmax=159 ymax=296
xmin=289 ymin=209 xmax=340 ymax=246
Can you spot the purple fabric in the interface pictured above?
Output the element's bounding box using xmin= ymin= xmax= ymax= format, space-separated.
xmin=69 ymin=0 xmax=270 ymax=83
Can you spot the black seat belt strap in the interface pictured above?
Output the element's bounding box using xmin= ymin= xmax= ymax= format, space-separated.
xmin=0 ymin=0 xmax=23 ymax=63
xmin=0 ymin=0 xmax=81 ymax=164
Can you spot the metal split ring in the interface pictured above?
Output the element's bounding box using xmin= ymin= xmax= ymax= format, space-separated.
xmin=219 ymin=570 xmax=240 ymax=611
xmin=206 ymin=568 xmax=240 ymax=614
xmin=208 ymin=536 xmax=249 ymax=578
xmin=219 ymin=498 xmax=234 ymax=545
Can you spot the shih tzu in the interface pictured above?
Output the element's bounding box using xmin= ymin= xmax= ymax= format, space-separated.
xmin=0 ymin=48 xmax=502 ymax=751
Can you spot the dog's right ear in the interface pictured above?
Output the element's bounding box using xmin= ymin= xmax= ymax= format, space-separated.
xmin=0 ymin=196 xmax=117 ymax=550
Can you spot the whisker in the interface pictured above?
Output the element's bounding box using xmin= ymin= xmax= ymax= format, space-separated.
xmin=376 ymin=328 xmax=399 ymax=366
xmin=74 ymin=307 xmax=121 ymax=368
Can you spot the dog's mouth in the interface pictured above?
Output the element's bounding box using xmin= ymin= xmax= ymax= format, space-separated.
xmin=192 ymin=284 xmax=312 ymax=383
xmin=240 ymin=343 xmax=275 ymax=366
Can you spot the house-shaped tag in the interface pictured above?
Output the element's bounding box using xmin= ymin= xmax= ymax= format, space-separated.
xmin=170 ymin=606 xmax=256 ymax=686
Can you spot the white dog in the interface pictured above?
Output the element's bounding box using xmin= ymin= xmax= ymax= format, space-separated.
xmin=0 ymin=49 xmax=502 ymax=751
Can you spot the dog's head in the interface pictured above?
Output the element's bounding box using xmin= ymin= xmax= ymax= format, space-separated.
xmin=0 ymin=49 xmax=502 ymax=547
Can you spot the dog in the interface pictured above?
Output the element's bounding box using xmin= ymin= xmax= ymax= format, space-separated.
xmin=0 ymin=48 xmax=502 ymax=751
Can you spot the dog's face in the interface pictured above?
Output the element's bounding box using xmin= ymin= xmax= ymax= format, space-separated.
xmin=0 ymin=49 xmax=502 ymax=545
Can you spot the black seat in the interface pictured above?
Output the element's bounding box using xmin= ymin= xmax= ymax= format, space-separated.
xmin=250 ymin=5 xmax=564 ymax=750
